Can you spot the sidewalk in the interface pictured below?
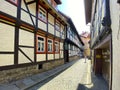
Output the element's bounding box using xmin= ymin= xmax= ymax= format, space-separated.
xmin=77 ymin=59 xmax=109 ymax=90
xmin=0 ymin=59 xmax=109 ymax=90
xmin=0 ymin=60 xmax=77 ymax=90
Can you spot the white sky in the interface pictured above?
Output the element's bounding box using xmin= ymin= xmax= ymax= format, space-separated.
xmin=58 ymin=0 xmax=90 ymax=34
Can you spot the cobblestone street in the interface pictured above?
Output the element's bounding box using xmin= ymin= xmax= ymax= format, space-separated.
xmin=28 ymin=59 xmax=108 ymax=90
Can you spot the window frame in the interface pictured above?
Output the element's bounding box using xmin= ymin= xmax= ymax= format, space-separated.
xmin=47 ymin=38 xmax=53 ymax=53
xmin=8 ymin=0 xmax=18 ymax=6
xmin=36 ymin=35 xmax=46 ymax=54
xmin=38 ymin=5 xmax=47 ymax=23
xmin=54 ymin=41 xmax=60 ymax=53
xmin=55 ymin=20 xmax=60 ymax=31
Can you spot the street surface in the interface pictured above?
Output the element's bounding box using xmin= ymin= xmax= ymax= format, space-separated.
xmin=27 ymin=59 xmax=108 ymax=90
xmin=27 ymin=59 xmax=92 ymax=90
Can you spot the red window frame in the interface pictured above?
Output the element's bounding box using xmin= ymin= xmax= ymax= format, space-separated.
xmin=36 ymin=35 xmax=46 ymax=54
xmin=8 ymin=0 xmax=18 ymax=6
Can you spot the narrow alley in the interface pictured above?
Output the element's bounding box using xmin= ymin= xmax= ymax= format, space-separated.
xmin=27 ymin=59 xmax=108 ymax=90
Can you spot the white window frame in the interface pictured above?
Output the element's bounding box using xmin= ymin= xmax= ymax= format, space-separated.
xmin=38 ymin=6 xmax=47 ymax=22
xmin=55 ymin=41 xmax=59 ymax=52
xmin=48 ymin=39 xmax=53 ymax=52
xmin=37 ymin=36 xmax=45 ymax=52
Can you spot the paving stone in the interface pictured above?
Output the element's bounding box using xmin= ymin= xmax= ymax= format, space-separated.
xmin=22 ymin=78 xmax=35 ymax=86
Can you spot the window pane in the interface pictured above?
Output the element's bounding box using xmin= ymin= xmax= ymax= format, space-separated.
xmin=38 ymin=42 xmax=40 ymax=51
xmin=37 ymin=36 xmax=45 ymax=52
xmin=48 ymin=39 xmax=53 ymax=52
xmin=42 ymin=43 xmax=44 ymax=51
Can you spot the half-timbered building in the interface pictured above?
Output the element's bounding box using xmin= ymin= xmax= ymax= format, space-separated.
xmin=84 ymin=0 xmax=120 ymax=90
xmin=0 ymin=0 xmax=83 ymax=83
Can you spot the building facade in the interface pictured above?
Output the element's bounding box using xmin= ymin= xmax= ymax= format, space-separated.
xmin=80 ymin=32 xmax=90 ymax=58
xmin=84 ymin=0 xmax=120 ymax=90
xmin=0 ymin=0 xmax=83 ymax=84
xmin=65 ymin=18 xmax=84 ymax=62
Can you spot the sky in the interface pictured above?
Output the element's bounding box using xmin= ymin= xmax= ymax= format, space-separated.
xmin=58 ymin=0 xmax=90 ymax=34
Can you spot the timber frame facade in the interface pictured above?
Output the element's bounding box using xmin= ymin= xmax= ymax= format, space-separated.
xmin=84 ymin=0 xmax=120 ymax=90
xmin=0 ymin=0 xmax=67 ymax=70
xmin=59 ymin=11 xmax=84 ymax=62
xmin=0 ymin=0 xmax=83 ymax=83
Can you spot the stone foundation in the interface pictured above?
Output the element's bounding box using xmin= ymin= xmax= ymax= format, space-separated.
xmin=0 ymin=59 xmax=64 ymax=84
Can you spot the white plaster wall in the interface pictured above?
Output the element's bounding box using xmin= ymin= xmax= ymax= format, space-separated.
xmin=60 ymin=51 xmax=63 ymax=58
xmin=38 ymin=20 xmax=47 ymax=31
xmin=21 ymin=10 xmax=36 ymax=25
xmin=55 ymin=54 xmax=59 ymax=59
xmin=21 ymin=0 xmax=36 ymax=16
xmin=21 ymin=0 xmax=27 ymax=11
xmin=37 ymin=54 xmax=46 ymax=62
xmin=19 ymin=29 xmax=34 ymax=46
xmin=0 ymin=0 xmax=17 ymax=17
xmin=18 ymin=51 xmax=31 ymax=64
xmin=48 ymin=24 xmax=54 ymax=35
xmin=110 ymin=0 xmax=120 ymax=90
xmin=19 ymin=47 xmax=34 ymax=62
xmin=60 ymin=42 xmax=63 ymax=49
xmin=0 ymin=54 xmax=14 ymax=66
xmin=56 ymin=31 xmax=60 ymax=37
xmin=48 ymin=13 xmax=54 ymax=25
xmin=48 ymin=54 xmax=54 ymax=60
xmin=0 ymin=23 xmax=14 ymax=51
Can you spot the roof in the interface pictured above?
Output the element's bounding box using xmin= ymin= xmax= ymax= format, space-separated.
xmin=54 ymin=0 xmax=62 ymax=4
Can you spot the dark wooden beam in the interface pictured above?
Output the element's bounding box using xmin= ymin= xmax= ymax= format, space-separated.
xmin=26 ymin=0 xmax=36 ymax=5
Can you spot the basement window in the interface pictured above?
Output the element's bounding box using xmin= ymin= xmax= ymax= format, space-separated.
xmin=38 ymin=64 xmax=43 ymax=69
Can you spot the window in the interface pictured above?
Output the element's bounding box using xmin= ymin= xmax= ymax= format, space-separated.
xmin=48 ymin=39 xmax=53 ymax=52
xmin=55 ymin=41 xmax=59 ymax=53
xmin=55 ymin=21 xmax=60 ymax=31
xmin=38 ymin=6 xmax=47 ymax=22
xmin=8 ymin=0 xmax=18 ymax=5
xmin=37 ymin=36 xmax=45 ymax=53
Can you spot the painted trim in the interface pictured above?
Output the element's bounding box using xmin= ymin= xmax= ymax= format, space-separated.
xmin=7 ymin=0 xmax=19 ymax=6
xmin=47 ymin=38 xmax=54 ymax=54
xmin=36 ymin=35 xmax=46 ymax=54
xmin=0 ymin=52 xmax=14 ymax=54
xmin=38 ymin=5 xmax=47 ymax=23
xmin=54 ymin=40 xmax=60 ymax=54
